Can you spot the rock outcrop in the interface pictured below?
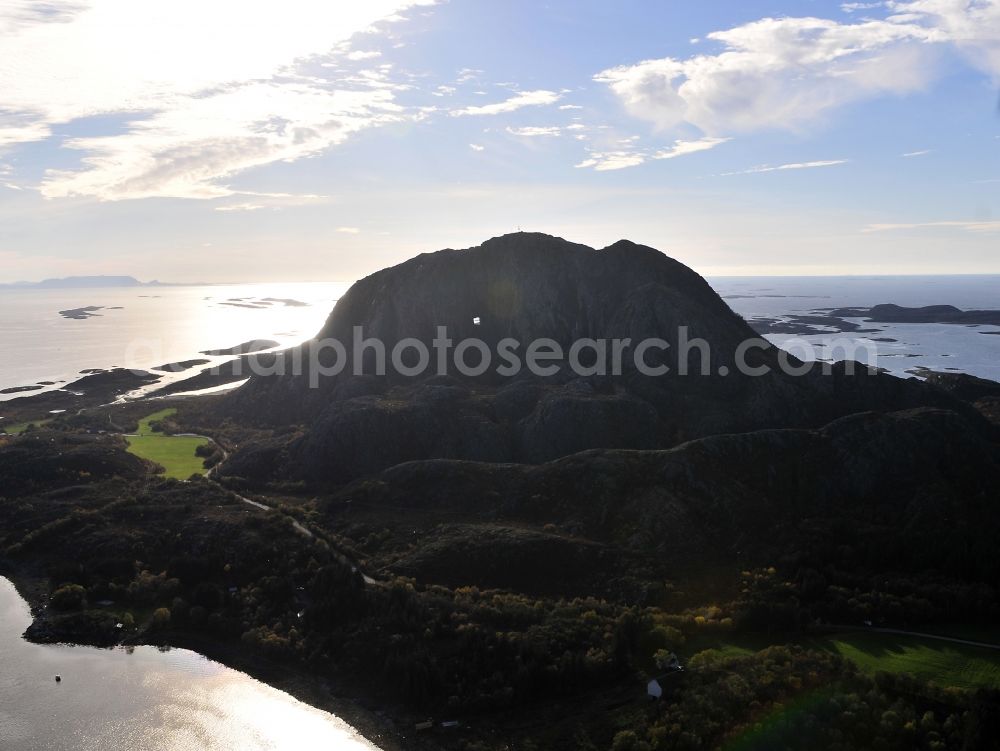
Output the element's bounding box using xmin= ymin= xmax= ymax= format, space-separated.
xmin=223 ymin=233 xmax=993 ymax=486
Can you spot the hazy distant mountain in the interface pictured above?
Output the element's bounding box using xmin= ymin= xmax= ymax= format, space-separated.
xmin=0 ymin=275 xmax=165 ymax=289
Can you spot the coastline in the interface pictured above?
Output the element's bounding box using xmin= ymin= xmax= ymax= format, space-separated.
xmin=0 ymin=566 xmax=418 ymax=751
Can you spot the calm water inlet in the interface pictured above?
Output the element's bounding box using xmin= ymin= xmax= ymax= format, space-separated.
xmin=0 ymin=577 xmax=380 ymax=750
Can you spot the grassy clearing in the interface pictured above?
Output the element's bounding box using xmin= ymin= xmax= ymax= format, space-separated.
xmin=135 ymin=408 xmax=177 ymax=435
xmin=126 ymin=407 xmax=209 ymax=480
xmin=689 ymin=631 xmax=1000 ymax=691
xmin=1 ymin=418 xmax=53 ymax=435
xmin=806 ymin=632 xmax=1000 ymax=690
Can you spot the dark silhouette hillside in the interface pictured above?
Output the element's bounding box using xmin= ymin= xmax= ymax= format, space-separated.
xmin=223 ymin=233 xmax=990 ymax=485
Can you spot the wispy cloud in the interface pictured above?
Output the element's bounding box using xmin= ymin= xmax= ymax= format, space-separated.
xmin=718 ymin=160 xmax=849 ymax=176
xmin=863 ymin=220 xmax=1000 ymax=233
xmin=575 ymin=135 xmax=729 ymax=172
xmin=901 ymin=149 xmax=932 ymax=157
xmin=841 ymin=2 xmax=884 ymax=12
xmin=506 ymin=126 xmax=562 ymax=137
xmin=214 ymin=202 xmax=266 ymax=212
xmin=0 ymin=161 xmax=21 ymax=190
xmin=469 ymin=143 xmax=485 ymax=151
xmin=455 ymin=68 xmax=482 ymax=83
xmin=653 ymin=136 xmax=730 ymax=160
xmin=337 ymin=226 xmax=361 ymax=234
xmin=0 ymin=1 xmax=433 ymax=200
xmin=212 ymin=190 xmax=329 ymax=212
xmin=451 ymin=89 xmax=561 ymax=116
xmin=575 ymin=151 xmax=646 ymax=171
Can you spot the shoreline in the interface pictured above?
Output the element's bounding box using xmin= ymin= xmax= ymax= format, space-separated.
xmin=0 ymin=566 xmax=418 ymax=751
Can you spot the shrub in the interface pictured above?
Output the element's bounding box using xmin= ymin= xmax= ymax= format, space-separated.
xmin=51 ymin=584 xmax=86 ymax=611
xmin=152 ymin=607 xmax=171 ymax=627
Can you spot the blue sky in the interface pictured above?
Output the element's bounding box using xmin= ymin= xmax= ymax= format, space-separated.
xmin=0 ymin=0 xmax=998 ymax=282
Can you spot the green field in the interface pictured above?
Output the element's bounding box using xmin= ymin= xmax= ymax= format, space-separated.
xmin=810 ymin=632 xmax=1000 ymax=690
xmin=125 ymin=408 xmax=210 ymax=480
xmin=691 ymin=630 xmax=1000 ymax=691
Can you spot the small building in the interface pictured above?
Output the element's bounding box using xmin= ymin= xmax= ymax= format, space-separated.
xmin=647 ymin=654 xmax=685 ymax=700
xmin=647 ymin=678 xmax=664 ymax=700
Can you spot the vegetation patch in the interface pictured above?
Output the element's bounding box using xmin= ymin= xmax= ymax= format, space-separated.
xmin=125 ymin=408 xmax=209 ymax=480
xmin=1 ymin=418 xmax=52 ymax=435
xmin=810 ymin=632 xmax=1000 ymax=690
xmin=691 ymin=631 xmax=1000 ymax=691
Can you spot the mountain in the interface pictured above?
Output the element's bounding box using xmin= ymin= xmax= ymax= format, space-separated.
xmin=0 ymin=275 xmax=162 ymax=289
xmin=222 ymin=232 xmax=993 ymax=486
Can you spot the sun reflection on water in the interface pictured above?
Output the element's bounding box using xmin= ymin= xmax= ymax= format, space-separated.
xmin=0 ymin=577 xmax=380 ymax=751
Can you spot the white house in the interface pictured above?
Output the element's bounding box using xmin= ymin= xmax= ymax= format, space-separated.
xmin=647 ymin=678 xmax=663 ymax=699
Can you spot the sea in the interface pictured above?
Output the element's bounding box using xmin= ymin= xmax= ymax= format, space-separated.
xmin=1 ymin=276 xmax=999 ymax=403
xmin=710 ymin=275 xmax=1000 ymax=381
xmin=0 ymin=577 xmax=380 ymax=751
xmin=0 ymin=282 xmax=349 ymax=402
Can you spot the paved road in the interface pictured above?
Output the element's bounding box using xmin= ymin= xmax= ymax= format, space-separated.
xmin=199 ymin=435 xmax=380 ymax=586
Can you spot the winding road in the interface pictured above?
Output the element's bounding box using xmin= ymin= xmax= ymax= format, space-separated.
xmin=128 ymin=419 xmax=381 ymax=586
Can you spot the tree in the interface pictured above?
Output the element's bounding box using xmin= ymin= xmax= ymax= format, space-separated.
xmin=51 ymin=584 xmax=86 ymax=611
xmin=152 ymin=607 xmax=171 ymax=628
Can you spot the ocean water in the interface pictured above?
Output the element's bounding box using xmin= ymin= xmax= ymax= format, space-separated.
xmin=0 ymin=577 xmax=380 ymax=751
xmin=710 ymin=275 xmax=1000 ymax=382
xmin=1 ymin=276 xmax=999 ymax=403
xmin=0 ymin=282 xmax=348 ymax=401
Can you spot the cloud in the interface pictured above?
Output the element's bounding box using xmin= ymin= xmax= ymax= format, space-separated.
xmin=0 ymin=1 xmax=432 ymax=200
xmin=506 ymin=126 xmax=562 ymax=137
xmin=888 ymin=0 xmax=1000 ymax=78
xmin=575 ymin=135 xmax=729 ymax=171
xmin=337 ymin=226 xmax=361 ymax=233
xmin=346 ymin=50 xmax=382 ymax=60
xmin=212 ymin=190 xmax=329 ymax=211
xmin=719 ymin=160 xmax=849 ymax=176
xmin=455 ymin=68 xmax=482 ymax=83
xmin=214 ymin=203 xmax=266 ymax=212
xmin=558 ymin=104 xmax=583 ymax=110
xmin=575 ymin=151 xmax=646 ymax=171
xmin=653 ymin=136 xmax=730 ymax=160
xmin=863 ymin=219 xmax=1000 ymax=232
xmin=842 ymin=2 xmax=884 ymax=12
xmin=42 ymin=83 xmax=405 ymax=200
xmin=901 ymin=149 xmax=931 ymax=156
xmin=451 ymin=89 xmax=561 ymax=116
xmin=469 ymin=143 xmax=485 ymax=151
xmin=594 ymin=2 xmax=1000 ymax=135
xmin=0 ymin=119 xmax=52 ymax=149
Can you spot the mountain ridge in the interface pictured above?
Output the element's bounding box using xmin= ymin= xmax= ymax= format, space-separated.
xmin=221 ymin=232 xmax=994 ymax=486
xmin=0 ymin=275 xmax=159 ymax=289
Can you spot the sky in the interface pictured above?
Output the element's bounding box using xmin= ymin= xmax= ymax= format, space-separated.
xmin=0 ymin=0 xmax=998 ymax=283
